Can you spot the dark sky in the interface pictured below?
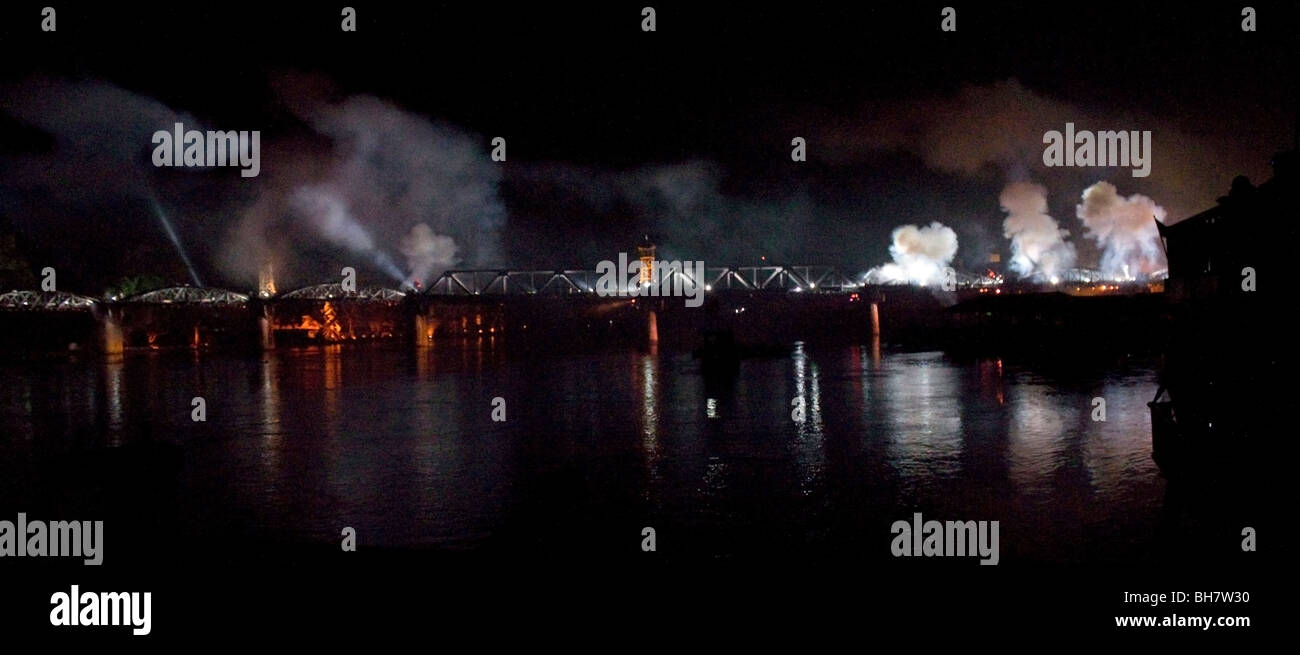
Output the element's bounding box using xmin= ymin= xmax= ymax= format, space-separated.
xmin=1 ymin=2 xmax=1296 ymax=291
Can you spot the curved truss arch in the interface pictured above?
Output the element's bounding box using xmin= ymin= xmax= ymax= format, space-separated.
xmin=128 ymin=287 xmax=250 ymax=305
xmin=0 ymin=290 xmax=98 ymax=311
xmin=279 ymin=284 xmax=406 ymax=301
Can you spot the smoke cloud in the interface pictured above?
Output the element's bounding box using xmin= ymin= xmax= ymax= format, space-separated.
xmin=0 ymin=75 xmax=506 ymax=292
xmin=822 ymin=78 xmax=1277 ymax=223
xmin=505 ymin=160 xmax=816 ymax=266
xmin=0 ymin=74 xmax=1276 ymax=291
xmin=1075 ymin=182 xmax=1167 ymax=278
xmin=0 ymin=78 xmax=190 ymax=200
xmin=864 ymin=222 xmax=958 ymax=286
xmin=214 ymin=85 xmax=505 ymax=289
xmin=400 ymin=223 xmax=459 ymax=286
xmin=999 ymin=181 xmax=1076 ymax=279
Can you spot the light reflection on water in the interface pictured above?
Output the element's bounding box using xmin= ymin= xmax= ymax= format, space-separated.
xmin=791 ymin=342 xmax=825 ymax=496
xmin=0 ymin=342 xmax=1163 ymax=562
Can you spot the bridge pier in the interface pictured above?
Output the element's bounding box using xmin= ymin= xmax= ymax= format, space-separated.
xmin=412 ymin=312 xmax=432 ymax=348
xmin=404 ymin=295 xmax=432 ymax=348
xmin=258 ymin=304 xmax=275 ymax=350
xmin=870 ymin=302 xmax=880 ymax=337
xmin=647 ymin=309 xmax=659 ymax=344
xmin=99 ymin=305 xmax=124 ymax=358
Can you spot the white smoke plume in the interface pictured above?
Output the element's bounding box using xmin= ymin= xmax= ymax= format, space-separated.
xmin=999 ymin=181 xmax=1076 ymax=279
xmin=400 ymin=223 xmax=459 ymax=286
xmin=220 ymin=80 xmax=506 ymax=290
xmin=1075 ymin=181 xmax=1167 ymax=279
xmin=864 ymin=221 xmax=958 ymax=286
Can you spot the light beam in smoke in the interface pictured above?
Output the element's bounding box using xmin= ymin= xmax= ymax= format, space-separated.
xmin=289 ymin=186 xmax=407 ymax=285
xmin=148 ymin=194 xmax=203 ymax=287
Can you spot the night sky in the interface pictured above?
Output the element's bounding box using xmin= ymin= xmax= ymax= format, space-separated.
xmin=1 ymin=2 xmax=1296 ymax=291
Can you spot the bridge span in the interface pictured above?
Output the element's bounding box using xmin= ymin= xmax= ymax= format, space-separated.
xmin=0 ymin=265 xmax=891 ymax=355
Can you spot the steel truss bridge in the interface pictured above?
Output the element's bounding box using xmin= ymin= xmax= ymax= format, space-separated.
xmin=426 ymin=265 xmax=860 ymax=296
xmin=1 ymin=266 xmax=867 ymax=313
xmin=0 ymin=270 xmax=890 ymax=352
